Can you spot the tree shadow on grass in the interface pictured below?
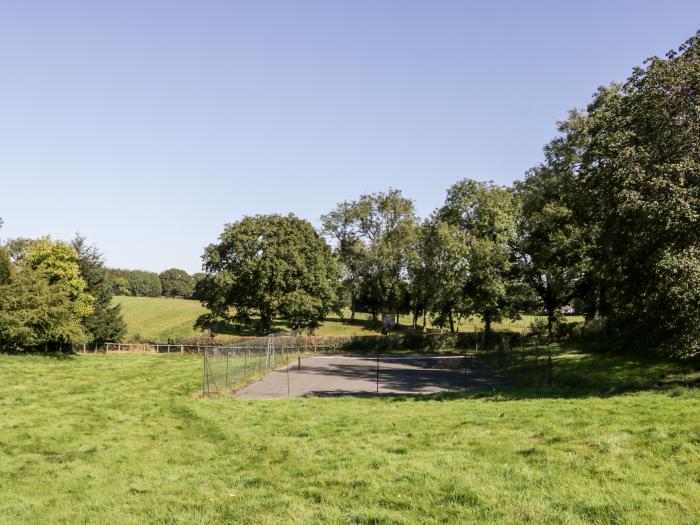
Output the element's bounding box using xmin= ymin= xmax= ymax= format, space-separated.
xmin=297 ymin=343 xmax=700 ymax=402
xmin=415 ymin=343 xmax=700 ymax=401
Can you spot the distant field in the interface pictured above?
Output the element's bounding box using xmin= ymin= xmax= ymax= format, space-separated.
xmin=114 ymin=296 xmax=208 ymax=341
xmin=114 ymin=295 xmax=584 ymax=342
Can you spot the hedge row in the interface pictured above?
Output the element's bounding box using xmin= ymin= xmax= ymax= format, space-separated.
xmin=176 ymin=331 xmax=538 ymax=353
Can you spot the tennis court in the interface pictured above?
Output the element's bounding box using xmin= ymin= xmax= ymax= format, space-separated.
xmin=235 ymin=354 xmax=507 ymax=399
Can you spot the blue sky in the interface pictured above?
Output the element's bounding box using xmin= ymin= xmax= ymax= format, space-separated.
xmin=1 ymin=1 xmax=698 ymax=273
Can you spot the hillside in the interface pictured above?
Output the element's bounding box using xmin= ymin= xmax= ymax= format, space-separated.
xmin=113 ymin=296 xmax=583 ymax=342
xmin=113 ymin=296 xmax=209 ymax=342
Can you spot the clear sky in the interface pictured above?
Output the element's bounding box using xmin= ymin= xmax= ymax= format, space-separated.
xmin=1 ymin=1 xmax=698 ymax=273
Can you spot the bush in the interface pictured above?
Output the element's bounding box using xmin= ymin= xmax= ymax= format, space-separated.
xmin=175 ymin=331 xmax=528 ymax=353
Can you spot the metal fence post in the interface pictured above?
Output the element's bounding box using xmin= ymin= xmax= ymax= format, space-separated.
xmin=376 ymin=353 xmax=380 ymax=395
xmin=463 ymin=347 xmax=468 ymax=392
xmin=225 ymin=349 xmax=229 ymax=389
xmin=286 ymin=347 xmax=290 ymax=397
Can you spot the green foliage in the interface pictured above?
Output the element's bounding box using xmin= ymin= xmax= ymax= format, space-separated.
xmin=107 ymin=268 xmax=162 ymax=297
xmin=409 ymin=218 xmax=470 ymax=332
xmin=190 ymin=272 xmax=206 ymax=300
xmin=72 ymin=235 xmax=126 ymax=344
xmin=322 ymin=189 xmax=418 ymax=322
xmin=581 ymin=34 xmax=700 ymax=356
xmin=514 ymin=112 xmax=591 ymax=340
xmin=0 ymin=238 xmax=95 ymax=350
xmin=21 ymin=238 xmax=94 ymax=318
xmin=0 ymin=266 xmax=87 ymax=350
xmin=198 ymin=214 xmax=340 ymax=333
xmin=0 ymin=246 xmax=10 ymax=285
xmin=110 ymin=276 xmax=131 ymax=296
xmin=0 ymin=218 xmax=9 ymax=285
xmin=159 ymin=268 xmax=195 ymax=297
xmin=437 ymin=179 xmax=518 ymax=340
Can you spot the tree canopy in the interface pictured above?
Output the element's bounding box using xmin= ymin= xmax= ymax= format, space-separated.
xmin=72 ymin=235 xmax=126 ymax=344
xmin=0 ymin=238 xmax=93 ymax=351
xmin=196 ymin=214 xmax=340 ymax=333
xmin=159 ymin=268 xmax=195 ymax=297
xmin=322 ymin=189 xmax=418 ymax=324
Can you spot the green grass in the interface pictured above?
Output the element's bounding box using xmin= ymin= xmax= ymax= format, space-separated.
xmin=479 ymin=341 xmax=700 ymax=394
xmin=1 ymin=351 xmax=698 ymax=524
xmin=114 ymin=296 xmax=208 ymax=341
xmin=114 ymin=295 xmax=583 ymax=342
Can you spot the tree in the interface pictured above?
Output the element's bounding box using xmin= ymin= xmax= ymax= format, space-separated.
xmin=581 ymin=34 xmax=700 ymax=355
xmin=110 ymin=276 xmax=131 ymax=296
xmin=437 ymin=180 xmax=517 ymax=342
xmin=159 ymin=268 xmax=195 ymax=297
xmin=321 ymin=202 xmax=369 ymax=321
xmin=0 ymin=237 xmax=92 ymax=351
xmin=21 ymin=238 xmax=94 ymax=318
xmin=191 ymin=272 xmax=206 ymax=300
xmin=409 ymin=218 xmax=470 ymax=332
xmin=196 ymin=214 xmax=340 ymax=333
xmin=72 ymin=235 xmax=126 ymax=344
xmin=514 ymin=111 xmax=591 ymax=341
xmin=322 ymin=190 xmax=418 ymax=324
xmin=108 ymin=269 xmax=162 ymax=297
xmin=0 ymin=219 xmax=9 ymax=286
xmin=0 ymin=247 xmax=9 ymax=286
xmin=0 ymin=266 xmax=88 ymax=351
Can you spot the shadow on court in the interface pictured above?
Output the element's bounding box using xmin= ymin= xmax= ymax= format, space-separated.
xmin=235 ymin=354 xmax=508 ymax=399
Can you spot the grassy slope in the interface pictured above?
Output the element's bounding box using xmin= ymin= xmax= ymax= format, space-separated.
xmin=0 ymin=352 xmax=698 ymax=524
xmin=114 ymin=296 xmax=208 ymax=341
xmin=114 ymin=295 xmax=583 ymax=341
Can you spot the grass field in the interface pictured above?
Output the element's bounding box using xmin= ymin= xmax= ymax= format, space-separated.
xmin=114 ymin=296 xmax=209 ymax=341
xmin=114 ymin=295 xmax=583 ymax=342
xmin=1 ymin=350 xmax=698 ymax=524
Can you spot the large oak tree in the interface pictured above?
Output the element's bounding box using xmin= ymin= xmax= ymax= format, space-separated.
xmin=196 ymin=214 xmax=340 ymax=333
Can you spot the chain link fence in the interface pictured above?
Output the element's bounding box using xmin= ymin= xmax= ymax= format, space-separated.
xmin=202 ymin=335 xmax=340 ymax=395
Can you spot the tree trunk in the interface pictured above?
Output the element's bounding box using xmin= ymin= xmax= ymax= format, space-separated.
xmin=546 ymin=304 xmax=556 ymax=343
xmin=422 ymin=312 xmax=427 ymax=331
xmin=259 ymin=312 xmax=273 ymax=334
xmin=448 ymin=311 xmax=455 ymax=334
xmin=350 ymin=293 xmax=356 ymax=322
xmin=484 ymin=312 xmax=492 ymax=348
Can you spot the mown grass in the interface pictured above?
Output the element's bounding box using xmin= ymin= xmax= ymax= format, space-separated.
xmin=0 ymin=351 xmax=698 ymax=524
xmin=114 ymin=296 xmax=208 ymax=341
xmin=114 ymin=295 xmax=583 ymax=342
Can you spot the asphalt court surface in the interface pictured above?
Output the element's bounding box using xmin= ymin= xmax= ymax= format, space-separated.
xmin=235 ymin=354 xmax=507 ymax=399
